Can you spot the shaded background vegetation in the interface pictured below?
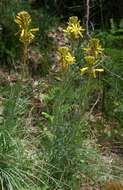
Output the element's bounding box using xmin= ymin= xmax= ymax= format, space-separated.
xmin=1 ymin=0 xmax=123 ymax=67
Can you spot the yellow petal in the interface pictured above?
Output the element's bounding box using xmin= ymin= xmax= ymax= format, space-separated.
xmin=95 ymin=68 xmax=104 ymax=72
xmin=20 ymin=29 xmax=25 ymax=38
xmin=80 ymin=67 xmax=88 ymax=74
xmin=30 ymin=28 xmax=39 ymax=32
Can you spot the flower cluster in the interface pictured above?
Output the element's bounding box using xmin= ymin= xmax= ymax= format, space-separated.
xmin=58 ymin=47 xmax=75 ymax=69
xmin=80 ymin=38 xmax=104 ymax=78
xmin=58 ymin=16 xmax=84 ymax=70
xmin=64 ymin=16 xmax=85 ymax=40
xmin=15 ymin=11 xmax=39 ymax=45
xmin=58 ymin=16 xmax=104 ymax=78
xmin=83 ymin=38 xmax=104 ymax=58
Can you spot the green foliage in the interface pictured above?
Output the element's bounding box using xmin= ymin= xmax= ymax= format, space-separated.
xmin=94 ymin=32 xmax=123 ymax=139
xmin=37 ymin=70 xmax=113 ymax=189
xmin=104 ymin=48 xmax=123 ymax=126
xmin=96 ymin=31 xmax=123 ymax=48
xmin=0 ymin=82 xmax=41 ymax=190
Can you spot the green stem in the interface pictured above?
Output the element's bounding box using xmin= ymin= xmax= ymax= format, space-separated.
xmin=22 ymin=43 xmax=29 ymax=80
xmin=80 ymin=76 xmax=91 ymax=113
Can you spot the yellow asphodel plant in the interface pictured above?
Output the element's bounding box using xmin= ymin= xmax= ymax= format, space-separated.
xmin=83 ymin=38 xmax=104 ymax=58
xmin=63 ymin=16 xmax=85 ymax=40
xmin=80 ymin=38 xmax=104 ymax=78
xmin=80 ymin=55 xmax=104 ymax=78
xmin=15 ymin=11 xmax=39 ymax=79
xmin=58 ymin=46 xmax=75 ymax=70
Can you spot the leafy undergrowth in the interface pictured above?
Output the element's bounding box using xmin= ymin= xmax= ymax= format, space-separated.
xmin=101 ymin=47 xmax=123 ymax=138
xmin=0 ymin=62 xmax=123 ymax=190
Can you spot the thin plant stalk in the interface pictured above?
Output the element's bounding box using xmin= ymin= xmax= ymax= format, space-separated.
xmin=22 ymin=43 xmax=29 ymax=80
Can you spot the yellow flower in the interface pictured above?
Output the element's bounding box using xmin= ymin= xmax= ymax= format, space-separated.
xmin=80 ymin=67 xmax=88 ymax=74
xmin=15 ymin=11 xmax=31 ymax=29
xmin=92 ymin=68 xmax=104 ymax=78
xmin=15 ymin=11 xmax=39 ymax=44
xmin=84 ymin=55 xmax=97 ymax=65
xmin=80 ymin=55 xmax=104 ymax=78
xmin=65 ymin=52 xmax=75 ymax=64
xmin=80 ymin=66 xmax=104 ymax=78
xmin=83 ymin=38 xmax=104 ymax=58
xmin=81 ymin=38 xmax=104 ymax=78
xmin=58 ymin=47 xmax=75 ymax=69
xmin=58 ymin=47 xmax=70 ymax=55
xmin=69 ymin=16 xmax=80 ymax=25
xmin=64 ymin=16 xmax=85 ymax=39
